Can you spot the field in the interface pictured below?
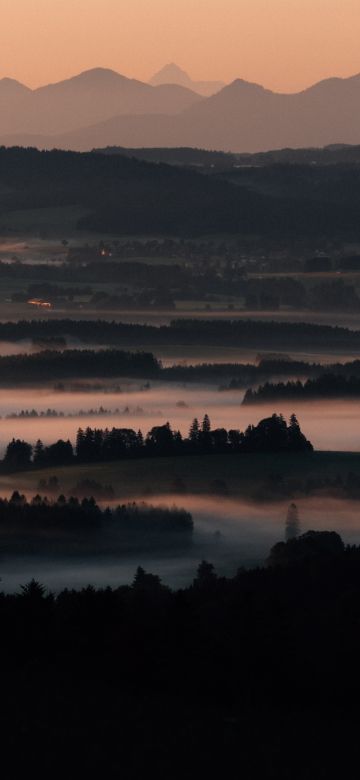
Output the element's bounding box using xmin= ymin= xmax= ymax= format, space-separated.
xmin=2 ymin=450 xmax=360 ymax=501
xmin=0 ymin=206 xmax=91 ymax=238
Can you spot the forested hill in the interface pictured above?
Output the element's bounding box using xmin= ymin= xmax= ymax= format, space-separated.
xmin=0 ymin=318 xmax=360 ymax=350
xmin=0 ymin=147 xmax=264 ymax=236
xmin=92 ymin=146 xmax=236 ymax=168
xmin=2 ymin=146 xmax=360 ymax=237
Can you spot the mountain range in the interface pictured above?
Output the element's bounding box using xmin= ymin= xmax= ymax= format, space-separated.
xmin=2 ymin=66 xmax=360 ymax=152
xmin=0 ymin=67 xmax=201 ymax=136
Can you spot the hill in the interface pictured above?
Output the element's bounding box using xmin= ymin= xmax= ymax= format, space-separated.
xmin=2 ymin=146 xmax=360 ymax=238
xmin=92 ymin=146 xmax=236 ymax=168
xmin=0 ymin=146 xmax=265 ymax=236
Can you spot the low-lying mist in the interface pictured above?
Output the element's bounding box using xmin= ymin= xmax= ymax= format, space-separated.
xmin=0 ymin=383 xmax=358 ymax=451
xmin=1 ymin=494 xmax=359 ymax=593
xmin=0 ymin=338 xmax=359 ymax=367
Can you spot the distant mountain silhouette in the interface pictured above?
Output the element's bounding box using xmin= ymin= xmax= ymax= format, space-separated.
xmin=4 ymin=69 xmax=360 ymax=152
xmin=0 ymin=67 xmax=202 ymax=136
xmin=149 ymin=63 xmax=224 ymax=97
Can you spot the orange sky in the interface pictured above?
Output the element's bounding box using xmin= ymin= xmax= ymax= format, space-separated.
xmin=1 ymin=0 xmax=359 ymax=92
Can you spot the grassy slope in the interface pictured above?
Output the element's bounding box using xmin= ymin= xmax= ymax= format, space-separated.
xmin=2 ymin=450 xmax=360 ymax=500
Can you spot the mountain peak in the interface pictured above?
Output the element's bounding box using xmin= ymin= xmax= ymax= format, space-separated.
xmin=209 ymin=78 xmax=270 ymax=100
xmin=150 ymin=64 xmax=225 ymax=96
xmin=36 ymin=68 xmax=133 ymax=94
xmin=150 ymin=63 xmax=192 ymax=87
xmin=62 ymin=67 xmax=129 ymax=85
xmin=0 ymin=77 xmax=30 ymax=93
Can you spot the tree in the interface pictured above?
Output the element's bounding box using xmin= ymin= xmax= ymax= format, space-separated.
xmin=4 ymin=439 xmax=32 ymax=470
xmin=20 ymin=579 xmax=47 ymax=599
xmin=33 ymin=439 xmax=45 ymax=465
xmin=194 ymin=560 xmax=217 ymax=589
xmin=288 ymin=413 xmax=313 ymax=451
xmin=132 ymin=566 xmax=163 ymax=592
xmin=285 ymin=503 xmax=300 ymax=541
xmin=268 ymin=530 xmax=344 ymax=567
xmin=202 ymin=414 xmax=211 ymax=434
xmin=200 ymin=414 xmax=212 ymax=451
xmin=146 ymin=423 xmax=174 ymax=453
xmin=211 ymin=428 xmax=228 ymax=451
xmin=43 ymin=439 xmax=73 ymax=465
xmin=228 ymin=429 xmax=243 ymax=450
xmin=76 ymin=428 xmax=85 ymax=459
xmin=189 ymin=418 xmax=200 ymax=445
xmin=10 ymin=490 xmax=26 ymax=506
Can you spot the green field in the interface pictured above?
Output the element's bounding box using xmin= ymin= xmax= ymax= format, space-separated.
xmin=2 ymin=450 xmax=360 ymax=501
xmin=0 ymin=206 xmax=90 ymax=237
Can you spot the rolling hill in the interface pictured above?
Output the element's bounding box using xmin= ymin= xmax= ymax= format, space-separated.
xmin=1 ymin=146 xmax=360 ymax=239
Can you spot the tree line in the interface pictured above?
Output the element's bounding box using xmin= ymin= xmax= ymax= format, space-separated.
xmin=243 ymin=373 xmax=360 ymax=403
xmin=2 ymin=413 xmax=313 ymax=471
xmin=0 ymin=317 xmax=358 ymax=349
xmin=0 ymin=348 xmax=160 ymax=384
xmin=2 ymin=344 xmax=360 ymax=388
xmin=0 ymin=492 xmax=193 ymax=554
xmin=0 ymin=491 xmax=193 ymax=534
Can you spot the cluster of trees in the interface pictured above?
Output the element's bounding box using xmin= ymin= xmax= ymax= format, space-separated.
xmin=0 ymin=349 xmax=160 ymax=385
xmin=2 ymin=413 xmax=313 ymax=471
xmin=223 ymin=357 xmax=360 ymax=390
xmin=0 ymin=492 xmax=193 ymax=552
xmin=243 ymin=373 xmax=360 ymax=403
xmin=7 ymin=406 xmax=134 ymax=420
xmin=1 ymin=530 xmax=360 ymax=774
xmin=268 ymin=529 xmax=344 ymax=566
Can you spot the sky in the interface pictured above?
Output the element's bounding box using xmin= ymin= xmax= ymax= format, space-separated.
xmin=0 ymin=0 xmax=359 ymax=92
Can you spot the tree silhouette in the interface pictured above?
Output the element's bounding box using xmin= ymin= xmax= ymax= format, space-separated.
xmin=194 ymin=560 xmax=217 ymax=588
xmin=4 ymin=439 xmax=32 ymax=470
xmin=285 ymin=503 xmax=300 ymax=541
xmin=20 ymin=579 xmax=47 ymax=599
xmin=189 ymin=417 xmax=200 ymax=445
xmin=33 ymin=439 xmax=45 ymax=464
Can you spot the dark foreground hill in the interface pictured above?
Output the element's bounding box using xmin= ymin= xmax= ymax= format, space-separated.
xmin=0 ymin=146 xmax=266 ymax=236
xmin=1 ymin=535 xmax=360 ymax=775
